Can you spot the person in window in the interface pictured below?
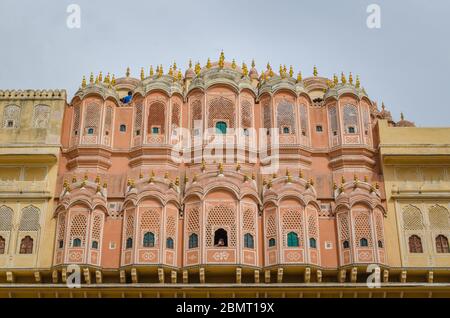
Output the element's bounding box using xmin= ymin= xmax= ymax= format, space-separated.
xmin=121 ymin=91 xmax=133 ymax=104
xmin=215 ymin=238 xmax=225 ymax=247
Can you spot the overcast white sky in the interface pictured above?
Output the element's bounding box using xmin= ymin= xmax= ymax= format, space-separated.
xmin=0 ymin=0 xmax=449 ymax=126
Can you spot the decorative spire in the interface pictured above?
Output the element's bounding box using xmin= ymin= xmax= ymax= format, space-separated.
xmin=289 ymin=65 xmax=294 ymax=78
xmin=177 ymin=70 xmax=183 ymax=81
xmin=150 ymin=65 xmax=154 ymax=76
xmin=195 ymin=62 xmax=201 ymax=76
xmin=231 ymin=59 xmax=236 ymax=69
xmin=140 ymin=67 xmax=145 ymax=80
xmin=126 ymin=67 xmax=130 ymax=77
xmin=111 ymin=74 xmax=116 ymax=86
xmin=206 ymin=58 xmax=212 ymax=69
xmin=89 ymin=72 xmax=94 ymax=84
xmin=313 ymin=66 xmax=318 ymax=77
xmin=158 ymin=65 xmax=163 ymax=77
xmin=349 ymin=72 xmax=353 ymax=85
xmin=104 ymin=73 xmax=110 ymax=84
xmin=218 ymin=51 xmax=225 ymax=68
xmin=173 ymin=61 xmax=177 ymax=70
xmin=297 ymin=71 xmax=302 ymax=82
xmin=81 ymin=76 xmax=86 ymax=88
xmin=95 ymin=75 xmax=99 ymax=84
xmin=156 ymin=65 xmax=160 ymax=75
xmin=189 ymin=59 xmax=193 ymax=68
xmin=333 ymin=74 xmax=338 ymax=86
xmin=168 ymin=66 xmax=174 ymax=77
xmin=400 ymin=112 xmax=405 ymax=120
xmin=279 ymin=65 xmax=284 ymax=77
xmin=381 ymin=102 xmax=385 ymax=110
xmin=242 ymin=62 xmax=248 ymax=76
xmin=252 ymin=59 xmax=256 ymax=68
xmin=266 ymin=62 xmax=271 ymax=70
xmin=341 ymin=72 xmax=347 ymax=84
xmin=98 ymin=71 xmax=103 ymax=83
xmin=355 ymin=75 xmax=360 ymax=88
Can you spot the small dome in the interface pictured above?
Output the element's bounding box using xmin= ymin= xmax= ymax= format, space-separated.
xmin=249 ymin=67 xmax=259 ymax=80
xmin=185 ymin=67 xmax=195 ymax=79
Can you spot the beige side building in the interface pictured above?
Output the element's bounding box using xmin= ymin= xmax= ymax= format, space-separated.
xmin=0 ymin=90 xmax=65 ymax=281
xmin=379 ymin=119 xmax=450 ymax=275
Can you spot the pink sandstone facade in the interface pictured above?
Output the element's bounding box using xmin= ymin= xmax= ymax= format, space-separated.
xmin=52 ymin=56 xmax=410 ymax=284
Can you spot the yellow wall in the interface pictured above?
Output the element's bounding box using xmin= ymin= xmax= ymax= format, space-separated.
xmin=0 ymin=90 xmax=65 ymax=271
xmin=379 ymin=120 xmax=450 ymax=268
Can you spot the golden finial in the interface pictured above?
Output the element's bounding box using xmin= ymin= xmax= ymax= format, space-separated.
xmin=98 ymin=71 xmax=103 ymax=83
xmin=287 ymin=174 xmax=292 ymax=183
xmin=354 ymin=174 xmax=358 ymax=182
xmin=150 ymin=65 xmax=154 ymax=76
xmin=140 ymin=67 xmax=145 ymax=80
xmin=298 ymin=169 xmax=303 ymax=179
xmin=400 ymin=112 xmax=405 ymax=120
xmin=189 ymin=59 xmax=193 ymax=68
xmin=206 ymin=58 xmax=212 ymax=69
xmin=103 ymin=182 xmax=107 ymax=189
xmin=251 ymin=173 xmax=255 ymax=180
xmin=364 ymin=176 xmax=368 ymax=182
xmin=297 ymin=71 xmax=302 ymax=82
xmin=333 ymin=74 xmax=338 ymax=86
xmin=341 ymin=72 xmax=347 ymax=84
xmin=156 ymin=65 xmax=160 ymax=74
xmin=263 ymin=178 xmax=267 ymax=186
xmin=236 ymin=163 xmax=241 ymax=171
xmin=309 ymin=178 xmax=314 ymax=186
xmin=173 ymin=61 xmax=177 ymax=70
xmin=72 ymin=176 xmax=77 ymax=183
xmin=326 ymin=79 xmax=333 ymax=88
xmin=139 ymin=172 xmax=143 ymax=179
xmin=269 ymin=67 xmax=274 ymax=77
xmin=285 ymin=168 xmax=290 ymax=176
xmin=244 ymin=175 xmax=249 ymax=182
xmin=195 ymin=62 xmax=201 ymax=76
xmin=272 ymin=172 xmax=277 ymax=179
xmin=252 ymin=59 xmax=256 ymax=68
xmin=201 ymin=159 xmax=206 ymax=172
xmin=63 ymin=179 xmax=68 ymax=188
xmin=126 ymin=67 xmax=130 ymax=77
xmin=267 ymin=179 xmax=272 ymax=189
xmin=184 ymin=175 xmax=189 ymax=183
xmin=289 ymin=65 xmax=294 ymax=78
xmin=333 ymin=182 xmax=337 ymax=190
xmin=84 ymin=173 xmax=88 ymax=181
xmin=168 ymin=66 xmax=174 ymax=77
xmin=375 ymin=183 xmax=379 ymax=189
xmin=349 ymin=72 xmax=353 ymax=85
xmin=81 ymin=76 xmax=86 ymax=88
xmin=341 ymin=176 xmax=346 ymax=184
xmin=81 ymin=180 xmax=86 ymax=188
xmin=218 ymin=51 xmax=225 ymax=68
xmin=266 ymin=62 xmax=271 ymax=70
xmin=164 ymin=171 xmax=169 ymax=179
xmin=313 ymin=66 xmax=318 ymax=77
xmin=242 ymin=63 xmax=248 ymax=76
xmin=95 ymin=75 xmax=99 ymax=85
xmin=193 ymin=174 xmax=197 ymax=182
xmin=177 ymin=70 xmax=182 ymax=81
xmin=218 ymin=162 xmax=224 ymax=174
xmin=89 ymin=72 xmax=94 ymax=84
xmin=279 ymin=65 xmax=283 ymax=77
xmin=158 ymin=65 xmax=163 ymax=77
xmin=95 ymin=175 xmax=100 ymax=183
xmin=283 ymin=65 xmax=287 ymax=74
xmin=111 ymin=74 xmax=116 ymax=86
xmin=148 ymin=176 xmax=154 ymax=184
xmin=175 ymin=177 xmax=180 ymax=186
xmin=231 ymin=59 xmax=236 ymax=69
xmin=104 ymin=73 xmax=110 ymax=84
xmin=356 ymin=75 xmax=360 ymax=88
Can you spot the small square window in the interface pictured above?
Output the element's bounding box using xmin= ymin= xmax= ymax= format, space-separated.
xmin=120 ymin=124 xmax=126 ymax=132
xmin=7 ymin=120 xmax=14 ymax=128
xmin=302 ymin=130 xmax=306 ymax=136
xmin=152 ymin=127 xmax=160 ymax=134
xmin=136 ymin=129 xmax=140 ymax=136
xmin=282 ymin=127 xmax=290 ymax=134
xmin=348 ymin=126 xmax=356 ymax=134
xmin=333 ymin=131 xmax=337 ymax=136
xmin=316 ymin=125 xmax=323 ymax=132
xmin=194 ymin=129 xmax=200 ymax=136
xmin=74 ymin=130 xmax=78 ymax=136
xmin=243 ymin=128 xmax=249 ymax=136
xmin=87 ymin=128 xmax=94 ymax=135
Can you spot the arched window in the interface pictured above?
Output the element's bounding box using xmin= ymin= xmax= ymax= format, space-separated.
xmin=287 ymin=232 xmax=299 ymax=247
xmin=436 ymin=235 xmax=449 ymax=253
xmin=2 ymin=105 xmax=21 ymax=128
xmin=126 ymin=237 xmax=133 ymax=249
xmin=143 ymin=232 xmax=155 ymax=248
xmin=19 ymin=236 xmax=33 ymax=254
xmin=189 ymin=233 xmax=198 ymax=249
xmin=378 ymin=240 xmax=383 ymax=248
xmin=360 ymin=238 xmax=368 ymax=247
xmin=33 ymin=104 xmax=51 ymax=128
xmin=343 ymin=104 xmax=358 ymax=134
xmin=166 ymin=237 xmax=174 ymax=249
xmin=72 ymin=238 xmax=82 ymax=247
xmin=148 ymin=102 xmax=165 ymax=134
xmin=91 ymin=241 xmax=99 ymax=249
xmin=309 ymin=237 xmax=317 ymax=249
xmin=268 ymin=238 xmax=276 ymax=247
xmin=214 ymin=228 xmax=228 ymax=247
xmin=408 ymin=235 xmax=423 ymax=253
xmin=215 ymin=121 xmax=227 ymax=134
xmin=244 ymin=233 xmax=254 ymax=249
xmin=343 ymin=240 xmax=350 ymax=249
xmin=119 ymin=124 xmax=126 ymax=132
xmin=0 ymin=236 xmax=5 ymax=254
